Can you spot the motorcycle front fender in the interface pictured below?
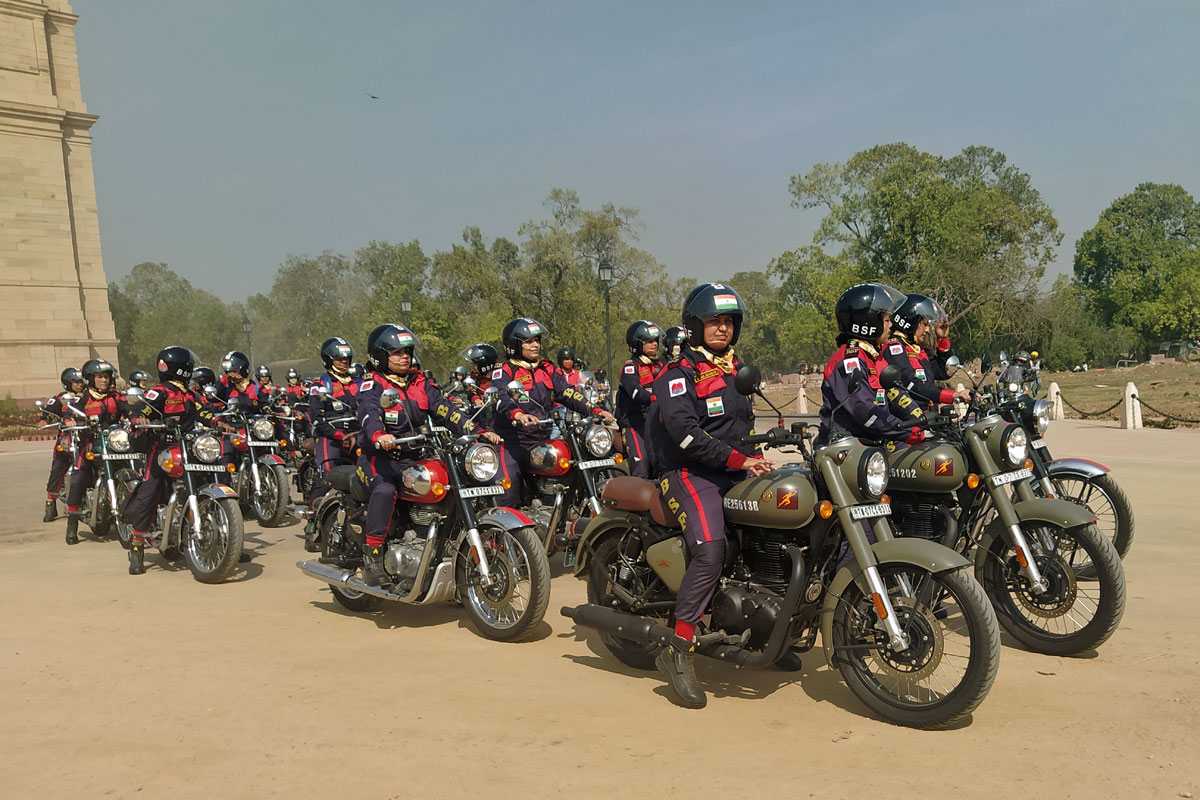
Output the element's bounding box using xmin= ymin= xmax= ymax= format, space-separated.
xmin=257 ymin=453 xmax=285 ymax=467
xmin=1047 ymin=457 xmax=1110 ymax=480
xmin=973 ymin=497 xmax=1099 ymax=573
xmin=569 ymin=508 xmax=648 ymax=577
xmin=473 ymin=506 xmax=536 ymax=534
xmin=820 ymin=537 xmax=970 ymax=667
xmin=197 ymin=483 xmax=239 ymax=503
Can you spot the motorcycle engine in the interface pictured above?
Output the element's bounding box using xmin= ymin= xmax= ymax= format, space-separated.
xmin=888 ymin=494 xmax=956 ymax=542
xmin=710 ymin=584 xmax=782 ymax=651
xmin=385 ymin=532 xmax=427 ymax=590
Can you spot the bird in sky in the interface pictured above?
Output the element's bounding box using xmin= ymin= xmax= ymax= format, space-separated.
xmin=366 ymin=92 xmax=379 ymax=100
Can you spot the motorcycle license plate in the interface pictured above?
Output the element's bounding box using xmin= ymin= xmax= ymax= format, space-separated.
xmin=577 ymin=458 xmax=616 ymax=470
xmin=1031 ymin=438 xmax=1048 ymax=450
xmin=97 ymin=453 xmax=133 ymax=460
xmin=849 ymin=503 xmax=891 ymax=520
xmin=991 ymin=467 xmax=1033 ymax=486
xmin=459 ymin=485 xmax=504 ymax=498
xmin=186 ymin=464 xmax=228 ymax=473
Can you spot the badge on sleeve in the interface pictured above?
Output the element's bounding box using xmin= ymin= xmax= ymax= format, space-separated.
xmin=360 ymin=380 xmax=374 ymax=391
xmin=874 ymin=388 xmax=886 ymax=405
xmin=915 ymin=368 xmax=927 ymax=381
xmin=383 ymin=409 xmax=399 ymax=424
xmin=843 ymin=358 xmax=860 ymax=373
xmin=145 ymin=390 xmax=159 ymax=401
xmin=668 ymin=378 xmax=686 ymax=397
xmin=889 ymin=344 xmax=903 ymax=355
xmin=491 ymin=368 xmax=504 ymax=381
xmin=623 ymin=365 xmax=635 ymax=374
xmin=705 ymin=397 xmax=724 ymax=417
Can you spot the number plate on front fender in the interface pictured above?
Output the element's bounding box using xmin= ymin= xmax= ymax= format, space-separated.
xmin=577 ymin=458 xmax=615 ymax=470
xmin=848 ymin=503 xmax=891 ymax=520
xmin=991 ymin=467 xmax=1033 ymax=486
xmin=1031 ymin=438 xmax=1048 ymax=450
xmin=459 ymin=485 xmax=504 ymax=498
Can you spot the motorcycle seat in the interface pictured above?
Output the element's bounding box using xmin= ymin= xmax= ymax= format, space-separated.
xmin=601 ymin=476 xmax=679 ymax=529
xmin=327 ymin=465 xmax=358 ymax=493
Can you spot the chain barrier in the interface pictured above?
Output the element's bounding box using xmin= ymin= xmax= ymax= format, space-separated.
xmin=1130 ymin=394 xmax=1200 ymax=425
xmin=1057 ymin=394 xmax=1123 ymax=418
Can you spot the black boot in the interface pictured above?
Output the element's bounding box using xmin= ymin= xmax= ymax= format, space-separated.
xmin=774 ymin=648 xmax=804 ymax=672
xmin=64 ymin=515 xmax=80 ymax=545
xmin=43 ymin=499 xmax=58 ymax=523
xmin=656 ymin=633 xmax=706 ymax=709
xmin=362 ymin=544 xmax=388 ymax=587
xmin=303 ymin=517 xmax=320 ymax=553
xmin=128 ymin=543 xmax=146 ymax=575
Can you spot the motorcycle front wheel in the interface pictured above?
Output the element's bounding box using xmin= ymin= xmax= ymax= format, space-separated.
xmin=184 ymin=495 xmax=245 ymax=584
xmin=979 ymin=521 xmax=1125 ymax=655
xmin=455 ymin=525 xmax=550 ymax=642
xmin=250 ymin=462 xmax=290 ymax=527
xmin=114 ymin=477 xmax=139 ymax=550
xmin=1044 ymin=473 xmax=1134 ymax=560
xmin=831 ymin=565 xmax=1000 ymax=729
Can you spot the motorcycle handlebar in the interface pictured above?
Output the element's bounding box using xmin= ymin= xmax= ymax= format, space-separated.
xmin=740 ymin=427 xmax=804 ymax=447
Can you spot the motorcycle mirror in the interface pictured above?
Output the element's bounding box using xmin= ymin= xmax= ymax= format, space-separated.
xmin=506 ymin=380 xmax=526 ymax=399
xmin=314 ymin=385 xmax=330 ymax=397
xmin=35 ymin=400 xmax=44 ymax=408
xmin=733 ymin=365 xmax=761 ymax=396
xmin=944 ymin=355 xmax=961 ymax=370
xmin=878 ymin=364 xmax=903 ymax=390
xmin=846 ymin=369 xmax=863 ymax=395
xmin=979 ymin=354 xmax=992 ymax=374
xmin=380 ymin=388 xmax=401 ymax=409
xmin=463 ymin=376 xmax=477 ymax=388
xmin=125 ymin=387 xmax=143 ymax=400
xmin=202 ymin=385 xmax=218 ymax=398
xmin=483 ymin=386 xmax=500 ymax=402
xmin=450 ymin=380 xmax=464 ymax=393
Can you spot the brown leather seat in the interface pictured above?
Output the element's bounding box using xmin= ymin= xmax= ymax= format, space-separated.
xmin=601 ymin=476 xmax=680 ymax=529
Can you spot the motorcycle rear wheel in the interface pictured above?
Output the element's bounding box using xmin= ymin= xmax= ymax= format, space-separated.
xmin=832 ymin=566 xmax=1000 ymax=729
xmin=586 ymin=534 xmax=665 ymax=670
xmin=184 ymin=496 xmax=245 ymax=584
xmin=251 ymin=462 xmax=290 ymax=527
xmin=456 ymin=525 xmax=550 ymax=642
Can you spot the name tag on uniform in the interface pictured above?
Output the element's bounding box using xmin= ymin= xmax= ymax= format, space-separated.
xmin=384 ymin=409 xmax=399 ymax=424
xmin=706 ymin=397 xmax=724 ymax=417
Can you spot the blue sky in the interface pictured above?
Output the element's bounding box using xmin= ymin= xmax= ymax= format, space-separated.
xmin=73 ymin=0 xmax=1200 ymax=300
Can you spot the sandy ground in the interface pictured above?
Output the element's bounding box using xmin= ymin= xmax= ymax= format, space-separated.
xmin=1 ymin=421 xmax=1198 ymax=800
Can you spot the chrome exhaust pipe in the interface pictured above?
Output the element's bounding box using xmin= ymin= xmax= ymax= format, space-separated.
xmin=296 ymin=560 xmax=406 ymax=602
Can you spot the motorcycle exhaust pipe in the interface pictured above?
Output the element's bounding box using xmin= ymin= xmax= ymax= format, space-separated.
xmin=560 ymin=604 xmax=674 ymax=647
xmin=296 ymin=560 xmax=405 ymax=602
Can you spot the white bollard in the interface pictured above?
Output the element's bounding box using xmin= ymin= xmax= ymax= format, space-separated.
xmin=1048 ymin=382 xmax=1063 ymax=420
xmin=797 ymin=388 xmax=809 ymax=415
xmin=1121 ymin=382 xmax=1142 ymax=429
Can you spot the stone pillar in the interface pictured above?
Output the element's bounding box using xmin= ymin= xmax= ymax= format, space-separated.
xmin=1121 ymin=383 xmax=1142 ymax=430
xmin=1047 ymin=382 xmax=1063 ymax=420
xmin=796 ymin=387 xmax=809 ymax=415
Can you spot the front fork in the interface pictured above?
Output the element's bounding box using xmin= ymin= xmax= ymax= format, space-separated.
xmin=993 ymin=480 xmax=1048 ymax=594
xmin=838 ymin=509 xmax=911 ymax=653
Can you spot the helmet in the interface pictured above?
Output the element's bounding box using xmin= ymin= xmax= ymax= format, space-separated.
xmin=682 ymin=283 xmax=747 ymax=348
xmin=452 ymin=365 xmax=470 ymax=381
xmin=81 ymin=358 xmax=115 ymax=388
xmin=1031 ymin=350 xmax=1039 ymax=359
xmin=366 ymin=324 xmax=420 ymax=371
xmin=285 ymin=368 xmax=300 ymax=384
xmin=128 ymin=370 xmax=151 ymax=388
xmin=891 ymin=294 xmax=947 ymax=336
xmin=501 ymin=318 xmax=546 ymax=358
xmin=156 ymin=346 xmax=195 ymax=383
xmin=349 ymin=362 xmax=365 ymax=379
xmin=320 ymin=337 xmax=354 ymax=371
xmin=626 ymin=320 xmax=662 ymax=355
xmin=60 ymin=367 xmax=83 ymax=389
xmin=1015 ymin=351 xmax=1031 ymax=365
xmin=255 ymin=365 xmax=271 ymax=380
xmin=556 ymin=346 xmax=575 ymax=368
xmin=191 ymin=366 xmax=217 ymax=388
xmin=835 ymin=283 xmax=905 ymax=341
xmin=460 ymin=343 xmax=499 ymax=373
xmin=220 ymin=350 xmax=250 ymax=376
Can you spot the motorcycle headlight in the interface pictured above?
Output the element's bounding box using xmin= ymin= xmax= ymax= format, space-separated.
xmin=860 ymin=449 xmax=888 ymax=499
xmin=1002 ymin=425 xmax=1028 ymax=467
xmin=192 ymin=433 xmax=222 ymax=463
xmin=584 ymin=425 xmax=614 ymax=457
xmin=280 ymin=405 xmax=292 ymax=416
xmin=251 ymin=418 xmax=275 ymax=441
xmin=463 ymin=443 xmax=499 ymax=482
xmin=1032 ymin=399 xmax=1051 ymax=435
xmin=106 ymin=427 xmax=131 ymax=453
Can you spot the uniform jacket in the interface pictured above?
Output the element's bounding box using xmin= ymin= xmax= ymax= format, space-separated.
xmin=357 ymin=370 xmax=475 ymax=456
xmin=819 ymin=340 xmax=923 ymax=445
xmin=134 ymin=381 xmax=211 ymax=436
xmin=881 ymin=334 xmax=955 ymax=410
xmin=492 ymin=359 xmax=597 ymax=446
xmin=615 ymin=357 xmax=665 ymax=431
xmin=309 ymin=372 xmax=360 ymax=441
xmin=216 ymin=375 xmax=264 ymax=413
xmin=68 ymin=389 xmax=123 ymax=440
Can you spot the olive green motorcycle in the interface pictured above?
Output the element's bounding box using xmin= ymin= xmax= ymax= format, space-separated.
xmin=878 ymin=366 xmax=1125 ymax=657
xmin=561 ymin=367 xmax=1000 ymax=729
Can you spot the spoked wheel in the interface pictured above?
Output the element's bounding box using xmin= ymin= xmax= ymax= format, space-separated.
xmin=455 ymin=525 xmax=550 ymax=642
xmin=832 ymin=566 xmax=1000 ymax=729
xmin=1047 ymin=474 xmax=1134 ymax=560
xmin=586 ymin=533 xmax=668 ymax=670
xmin=251 ymin=463 xmax=290 ymax=527
xmin=295 ymin=460 xmax=317 ymax=499
xmin=979 ymin=522 xmax=1125 ymax=655
xmin=184 ymin=496 xmax=245 ymax=584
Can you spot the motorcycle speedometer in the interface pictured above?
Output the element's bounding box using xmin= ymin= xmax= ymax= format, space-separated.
xmin=193 ymin=433 xmax=222 ymax=463
xmin=106 ymin=427 xmax=131 ymax=453
xmin=251 ymin=418 xmax=275 ymax=441
xmin=463 ymin=443 xmax=499 ymax=482
xmin=584 ymin=425 xmax=613 ymax=457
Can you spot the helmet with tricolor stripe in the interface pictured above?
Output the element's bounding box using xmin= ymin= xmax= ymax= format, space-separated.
xmin=682 ymin=284 xmax=746 ymax=348
xmin=501 ymin=318 xmax=546 ymax=358
xmin=366 ymin=324 xmax=420 ymax=371
xmin=625 ymin=320 xmax=663 ymax=355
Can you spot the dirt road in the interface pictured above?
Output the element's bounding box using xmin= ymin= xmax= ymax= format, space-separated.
xmin=2 ymin=421 xmax=1197 ymax=799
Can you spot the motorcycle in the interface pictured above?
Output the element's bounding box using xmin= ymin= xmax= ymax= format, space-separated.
xmin=296 ymin=386 xmax=551 ymax=642
xmin=35 ymin=401 xmax=81 ymax=512
xmin=562 ymin=366 xmax=1000 ymax=728
xmin=117 ymin=388 xmax=246 ymax=583
xmin=202 ymin=386 xmax=291 ymax=527
xmin=879 ymin=365 xmax=1126 ymax=656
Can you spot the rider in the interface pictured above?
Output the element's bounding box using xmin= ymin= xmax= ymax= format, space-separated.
xmin=881 ymin=294 xmax=970 ymax=412
xmin=304 ymin=337 xmax=360 ymax=549
xmin=556 ymin=347 xmax=583 ymax=389
xmin=356 ymin=324 xmax=500 ymax=585
xmin=492 ymin=319 xmax=615 ymax=508
xmin=42 ymin=367 xmax=84 ymax=522
xmin=121 ymin=346 xmax=210 ymax=575
xmin=63 ymin=358 xmax=122 ymax=545
xmin=217 ymin=351 xmax=263 ymax=413
xmin=255 ymin=365 xmax=275 ymax=395
xmin=616 ymin=320 xmax=665 ymax=479
xmin=646 ymin=283 xmax=773 ymax=709
xmin=819 ymin=283 xmax=925 ymax=448
xmin=283 ymin=368 xmax=307 ymax=401
xmin=662 ymin=325 xmax=687 ymax=361
xmin=127 ymin=370 xmax=151 ymax=389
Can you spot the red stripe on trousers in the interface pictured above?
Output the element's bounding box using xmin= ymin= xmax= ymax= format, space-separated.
xmin=678 ymin=468 xmax=713 ymax=542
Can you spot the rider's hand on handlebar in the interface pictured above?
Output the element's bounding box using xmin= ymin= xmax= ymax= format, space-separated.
xmin=593 ymin=409 xmax=615 ymax=424
xmin=952 ymin=388 xmax=971 ymax=403
xmin=514 ymin=412 xmax=539 ymax=429
xmin=481 ymin=431 xmax=502 ymax=445
xmin=743 ymin=457 xmax=773 ymax=476
xmin=377 ymin=434 xmax=397 ymax=451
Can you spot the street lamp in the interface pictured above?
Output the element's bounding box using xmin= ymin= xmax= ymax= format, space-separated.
xmin=241 ymin=316 xmax=253 ymax=369
xmin=401 ymin=296 xmax=412 ymax=328
xmin=598 ymin=260 xmax=614 ymax=381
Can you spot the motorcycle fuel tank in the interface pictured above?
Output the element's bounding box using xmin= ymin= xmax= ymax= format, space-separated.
xmin=886 ymin=441 xmax=965 ymax=492
xmin=722 ymin=465 xmax=817 ymax=528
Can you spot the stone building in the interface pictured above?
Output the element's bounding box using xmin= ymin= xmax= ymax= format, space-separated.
xmin=0 ymin=0 xmax=118 ymax=401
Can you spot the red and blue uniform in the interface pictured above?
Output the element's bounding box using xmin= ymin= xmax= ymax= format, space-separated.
xmin=42 ymin=391 xmax=77 ymax=500
xmin=881 ymin=333 xmax=957 ymax=412
xmin=615 ymin=356 xmax=665 ymax=478
xmin=819 ymin=340 xmax=923 ymax=447
xmin=307 ymin=372 xmax=360 ymax=505
xmin=65 ymin=389 xmax=123 ymax=514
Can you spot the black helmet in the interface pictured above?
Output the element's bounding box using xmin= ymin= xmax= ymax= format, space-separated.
xmin=502 ymin=318 xmax=546 ymax=358
xmin=255 ymin=365 xmax=272 ymax=380
xmin=191 ymin=366 xmax=217 ymax=388
xmin=834 ymin=283 xmax=905 ymax=341
xmin=349 ymin=362 xmax=365 ymax=379
xmin=460 ymin=343 xmax=499 ymax=372
xmin=129 ymin=370 xmax=151 ymax=388
xmin=285 ymin=368 xmax=300 ymax=384
xmin=682 ymin=283 xmax=746 ymax=348
xmin=891 ymin=293 xmax=948 ymax=336
xmin=221 ymin=350 xmax=250 ymax=376
xmin=157 ymin=346 xmax=195 ymax=383
xmin=556 ymin=346 xmax=575 ymax=367
xmin=81 ymin=358 xmax=115 ymax=388
xmin=452 ymin=365 xmax=470 ymax=381
xmin=320 ymin=337 xmax=354 ymax=371
xmin=60 ymin=367 xmax=83 ymax=389
xmin=366 ymin=324 xmax=420 ymax=371
xmin=625 ymin=320 xmax=662 ymax=355
xmin=1015 ymin=351 xmax=1031 ymax=365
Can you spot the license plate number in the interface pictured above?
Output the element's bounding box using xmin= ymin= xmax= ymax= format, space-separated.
xmin=186 ymin=464 xmax=228 ymax=473
xmin=98 ymin=453 xmax=133 ymax=460
xmin=578 ymin=458 xmax=615 ymax=470
xmin=991 ymin=467 xmax=1033 ymax=486
xmin=459 ymin=485 xmax=504 ymax=498
xmin=1031 ymin=438 xmax=1047 ymax=450
xmin=849 ymin=503 xmax=891 ymax=520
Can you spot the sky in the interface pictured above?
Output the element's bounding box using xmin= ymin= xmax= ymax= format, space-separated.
xmin=72 ymin=0 xmax=1200 ymax=302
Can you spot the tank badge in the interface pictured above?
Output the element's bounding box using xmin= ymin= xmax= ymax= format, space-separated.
xmin=934 ymin=456 xmax=954 ymax=476
xmin=920 ymin=458 xmax=932 ymax=471
xmin=776 ymin=490 xmax=799 ymax=510
xmin=760 ymin=489 xmax=773 ymax=503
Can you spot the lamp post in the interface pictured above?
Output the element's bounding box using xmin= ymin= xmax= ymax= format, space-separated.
xmin=401 ymin=296 xmax=412 ymax=328
xmin=598 ymin=259 xmax=614 ymax=381
xmin=241 ymin=316 xmax=252 ymax=370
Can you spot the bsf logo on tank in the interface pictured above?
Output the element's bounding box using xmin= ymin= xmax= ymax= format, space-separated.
xmin=934 ymin=455 xmax=954 ymax=476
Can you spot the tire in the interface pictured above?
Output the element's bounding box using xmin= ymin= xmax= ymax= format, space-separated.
xmin=184 ymin=496 xmax=245 ymax=584
xmin=114 ymin=478 xmax=137 ymax=551
xmin=832 ymin=566 xmax=1000 ymax=729
xmin=330 ymin=584 xmax=384 ymax=612
xmin=978 ymin=522 xmax=1125 ymax=655
xmin=295 ymin=460 xmax=317 ymax=499
xmin=1047 ymin=473 xmax=1134 ymax=560
xmin=585 ymin=534 xmax=663 ymax=670
xmin=456 ymin=525 xmax=550 ymax=642
xmin=250 ymin=462 xmax=290 ymax=527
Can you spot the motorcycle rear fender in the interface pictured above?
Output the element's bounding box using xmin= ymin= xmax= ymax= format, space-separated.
xmin=973 ymin=497 xmax=1098 ymax=573
xmin=570 ymin=509 xmax=645 ymax=577
xmin=257 ymin=453 xmax=285 ymax=467
xmin=820 ymin=537 xmax=970 ymax=668
xmin=1047 ymin=457 xmax=1109 ymax=479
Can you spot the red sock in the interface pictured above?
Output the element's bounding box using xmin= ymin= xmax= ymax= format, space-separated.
xmin=365 ymin=535 xmax=385 ymax=549
xmin=674 ymin=620 xmax=696 ymax=642
xmin=67 ymin=505 xmax=81 ymax=513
